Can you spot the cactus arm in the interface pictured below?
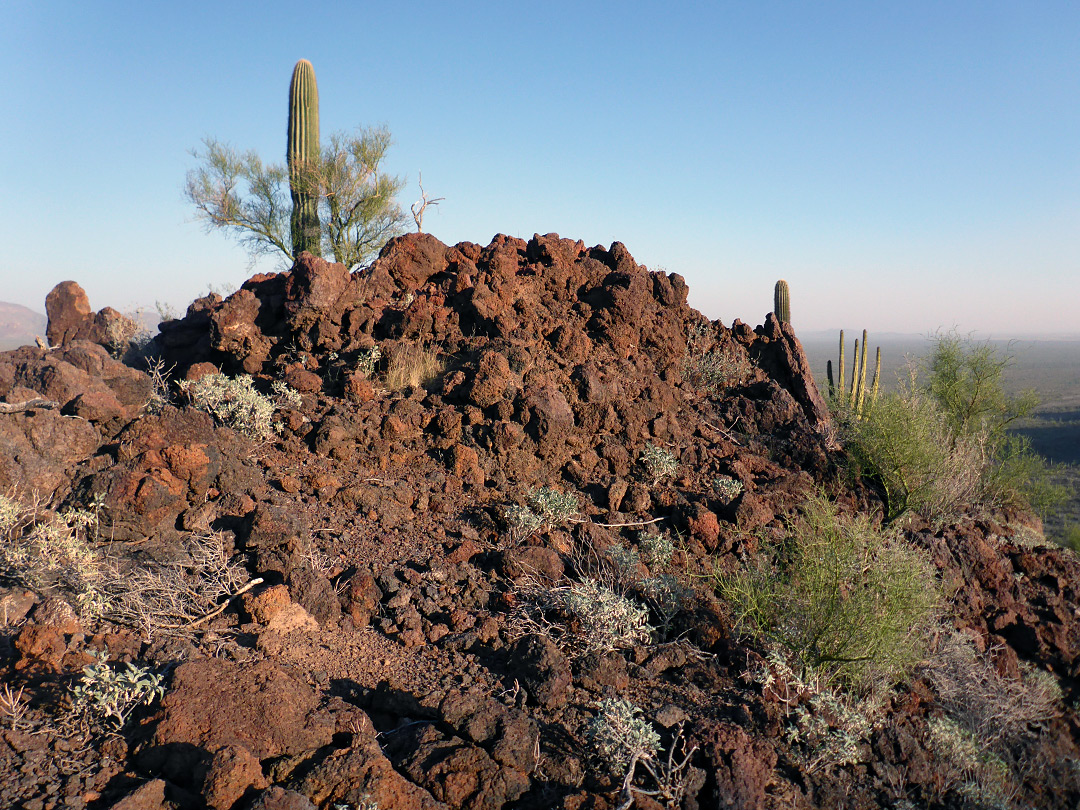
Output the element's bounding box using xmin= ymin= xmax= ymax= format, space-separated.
xmin=849 ymin=338 xmax=861 ymax=408
xmin=869 ymin=346 xmax=881 ymax=407
xmin=837 ymin=330 xmax=846 ymax=400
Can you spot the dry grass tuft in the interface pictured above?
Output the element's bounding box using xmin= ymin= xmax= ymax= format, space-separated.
xmin=384 ymin=342 xmax=444 ymax=391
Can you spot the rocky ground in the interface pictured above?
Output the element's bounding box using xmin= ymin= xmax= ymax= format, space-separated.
xmin=0 ymin=232 xmax=1078 ymax=809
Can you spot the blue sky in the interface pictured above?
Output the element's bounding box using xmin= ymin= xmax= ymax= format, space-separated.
xmin=3 ymin=1 xmax=1078 ymax=335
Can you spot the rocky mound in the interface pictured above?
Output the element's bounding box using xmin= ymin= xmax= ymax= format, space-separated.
xmin=0 ymin=232 xmax=1077 ymax=810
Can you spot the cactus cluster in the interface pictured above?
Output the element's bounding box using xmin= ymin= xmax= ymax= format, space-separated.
xmin=287 ymin=59 xmax=321 ymax=257
xmin=773 ymin=279 xmax=790 ymax=324
xmin=827 ymin=329 xmax=880 ymax=418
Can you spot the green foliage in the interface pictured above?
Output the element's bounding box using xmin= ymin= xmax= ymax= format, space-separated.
xmin=844 ymin=375 xmax=987 ymax=522
xmin=638 ymin=532 xmax=674 ymax=568
xmin=640 ymin=444 xmax=677 ymax=485
xmin=560 ymin=579 xmax=652 ymax=653
xmin=1063 ymin=523 xmax=1080 ymax=553
xmin=843 ymin=333 xmax=1064 ymax=520
xmin=503 ymin=487 xmax=579 ymax=541
xmin=922 ymin=331 xmax=1038 ymax=436
xmin=354 ymin=345 xmax=382 ymax=378
xmin=186 ymin=130 xmax=407 ymax=268
xmin=71 ymin=652 xmax=166 ymax=730
xmin=773 ymin=279 xmax=790 ymax=324
xmin=0 ymin=494 xmax=108 ymax=621
xmin=586 ymin=698 xmax=661 ymax=774
xmin=714 ymin=493 xmax=940 ymax=691
xmin=712 ymin=476 xmax=743 ymax=503
xmin=288 ymin=59 xmax=321 ymax=256
xmin=178 ymin=373 xmax=297 ymax=441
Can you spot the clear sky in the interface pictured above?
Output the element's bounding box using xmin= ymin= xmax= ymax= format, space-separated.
xmin=3 ymin=1 xmax=1078 ymax=336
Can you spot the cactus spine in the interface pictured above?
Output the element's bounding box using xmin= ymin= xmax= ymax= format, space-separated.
xmin=288 ymin=59 xmax=321 ymax=258
xmin=774 ymin=279 xmax=790 ymax=324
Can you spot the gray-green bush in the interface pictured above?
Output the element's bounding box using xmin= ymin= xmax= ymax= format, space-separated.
xmin=714 ymin=493 xmax=940 ymax=692
xmin=841 ymin=334 xmax=1065 ymax=522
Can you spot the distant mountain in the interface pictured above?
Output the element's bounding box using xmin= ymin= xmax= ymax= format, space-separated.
xmin=0 ymin=302 xmax=46 ymax=350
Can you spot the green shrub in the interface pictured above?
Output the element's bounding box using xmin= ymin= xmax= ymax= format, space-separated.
xmin=71 ymin=652 xmax=166 ymax=730
xmin=0 ymin=494 xmax=108 ymax=621
xmin=178 ymin=373 xmax=298 ymax=441
xmin=638 ymin=532 xmax=674 ymax=568
xmin=921 ymin=331 xmax=1037 ymax=436
xmin=586 ymin=697 xmax=661 ymax=775
xmin=714 ymin=493 xmax=940 ymax=691
xmin=561 ymin=579 xmax=652 ymax=653
xmin=640 ymin=444 xmax=677 ymax=485
xmin=844 ymin=333 xmax=1064 ymax=521
xmin=503 ymin=487 xmax=579 ymax=541
xmin=844 ymin=377 xmax=987 ymax=522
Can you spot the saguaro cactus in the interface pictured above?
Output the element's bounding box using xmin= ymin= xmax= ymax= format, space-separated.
xmin=773 ymin=280 xmax=790 ymax=324
xmin=288 ymin=59 xmax=321 ymax=257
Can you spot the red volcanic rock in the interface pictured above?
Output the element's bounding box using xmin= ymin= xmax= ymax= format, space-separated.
xmin=45 ymin=281 xmax=93 ymax=347
xmin=145 ymin=658 xmax=335 ymax=782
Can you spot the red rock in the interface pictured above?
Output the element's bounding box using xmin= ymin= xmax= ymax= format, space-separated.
xmin=202 ymin=744 xmax=269 ymax=810
xmin=45 ymin=281 xmax=93 ymax=346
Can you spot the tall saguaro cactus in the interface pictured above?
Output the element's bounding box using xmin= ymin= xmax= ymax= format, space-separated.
xmin=288 ymin=59 xmax=321 ymax=257
xmin=773 ymin=279 xmax=790 ymax=324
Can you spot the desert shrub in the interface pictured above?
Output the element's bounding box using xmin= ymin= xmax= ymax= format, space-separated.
xmin=712 ymin=476 xmax=743 ymax=503
xmin=843 ymin=334 xmax=1064 ymax=521
xmin=926 ymin=716 xmax=1017 ymax=808
xmin=640 ymin=444 xmax=677 ymax=484
xmin=561 ymin=579 xmax=653 ymax=653
xmin=924 ymin=631 xmax=1061 ymax=749
xmin=921 ymin=331 xmax=1038 ymax=436
xmin=748 ymin=649 xmax=876 ymax=774
xmin=355 ymin=345 xmax=382 ymax=378
xmin=509 ymin=577 xmax=653 ymax=656
xmin=1063 ymin=523 xmax=1080 ymax=553
xmin=919 ymin=630 xmax=1068 ymax=805
xmin=177 ymin=373 xmax=294 ymax=441
xmin=70 ymin=651 xmax=166 ymax=730
xmin=606 ymin=544 xmax=643 ymax=590
xmin=103 ymin=529 xmax=252 ymax=641
xmin=586 ymin=697 xmax=661 ymax=775
xmin=638 ymin=532 xmax=674 ymax=568
xmin=103 ymin=312 xmax=151 ymax=359
xmin=714 ymin=493 xmax=940 ymax=691
xmin=844 ymin=377 xmax=988 ymax=522
xmin=639 ymin=574 xmax=694 ymax=639
xmin=503 ymin=487 xmax=579 ymax=541
xmin=0 ymin=494 xmax=108 ymax=621
xmin=384 ymin=342 xmax=443 ymax=390
xmin=683 ymin=322 xmax=750 ymax=394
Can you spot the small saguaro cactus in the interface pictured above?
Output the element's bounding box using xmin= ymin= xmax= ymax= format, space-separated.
xmin=773 ymin=280 xmax=791 ymax=324
xmin=826 ymin=328 xmax=881 ymax=418
xmin=287 ymin=59 xmax=321 ymax=257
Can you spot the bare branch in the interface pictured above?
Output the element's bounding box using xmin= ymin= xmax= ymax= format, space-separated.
xmin=411 ymin=172 xmax=445 ymax=233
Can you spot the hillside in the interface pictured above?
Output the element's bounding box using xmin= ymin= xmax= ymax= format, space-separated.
xmin=0 ymin=233 xmax=1077 ymax=810
xmin=0 ymin=301 xmax=46 ymax=350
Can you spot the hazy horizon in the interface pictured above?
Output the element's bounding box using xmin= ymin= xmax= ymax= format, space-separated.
xmin=3 ymin=2 xmax=1078 ymax=334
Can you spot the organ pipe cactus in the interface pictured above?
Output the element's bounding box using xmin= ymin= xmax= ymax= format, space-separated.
xmin=827 ymin=328 xmax=881 ymax=419
xmin=774 ymin=279 xmax=790 ymax=324
xmin=288 ymin=59 xmax=321 ymax=257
